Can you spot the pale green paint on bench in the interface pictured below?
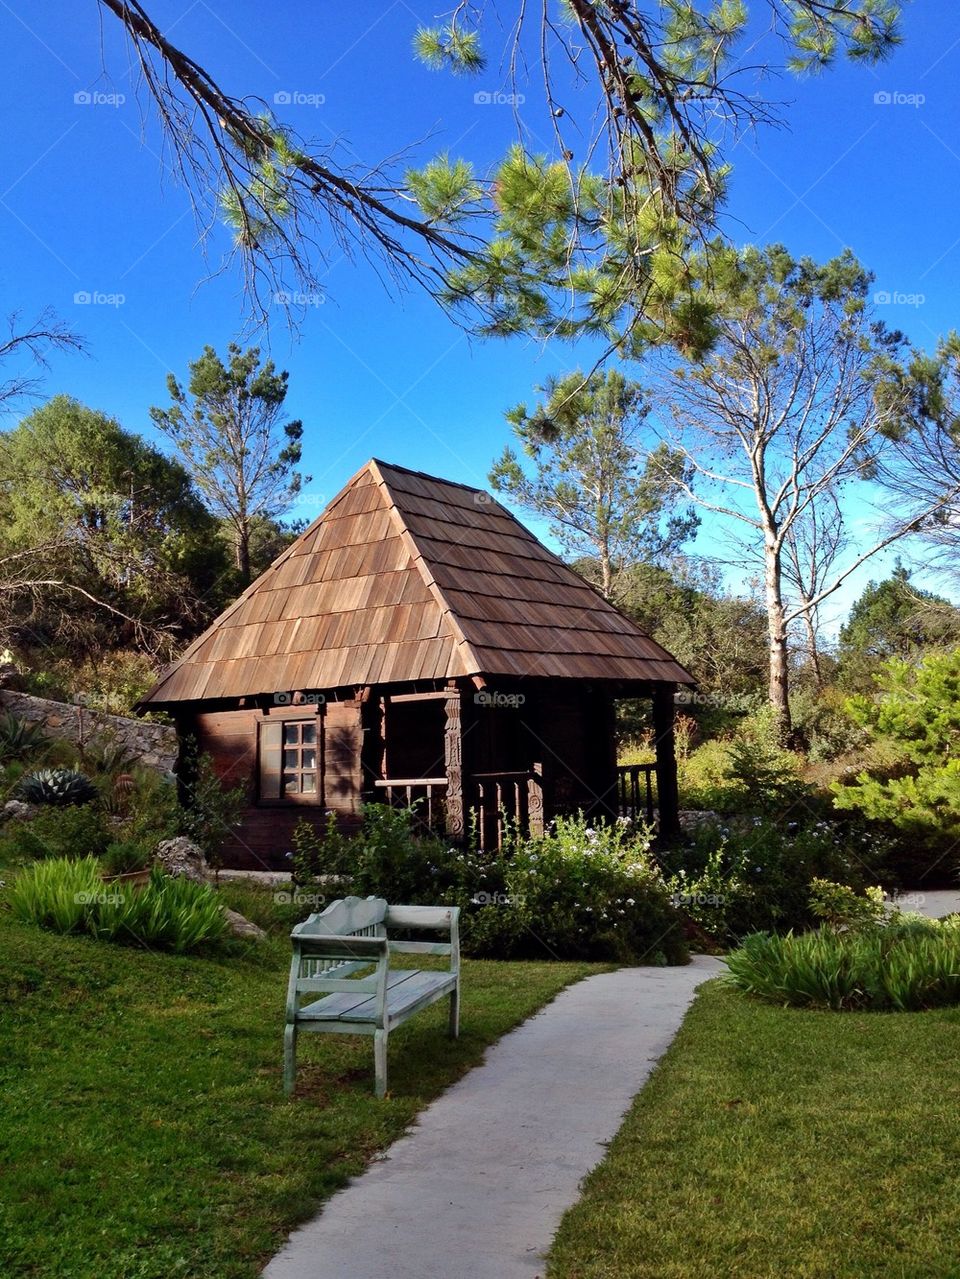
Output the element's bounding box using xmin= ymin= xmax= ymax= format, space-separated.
xmin=283 ymin=895 xmax=461 ymax=1098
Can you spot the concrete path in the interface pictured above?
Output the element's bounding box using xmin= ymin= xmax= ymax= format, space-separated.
xmin=264 ymin=955 xmax=724 ymax=1279
xmin=897 ymin=888 xmax=960 ymax=919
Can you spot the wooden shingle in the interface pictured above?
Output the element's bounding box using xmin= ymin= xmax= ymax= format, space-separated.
xmin=139 ymin=458 xmax=694 ymax=706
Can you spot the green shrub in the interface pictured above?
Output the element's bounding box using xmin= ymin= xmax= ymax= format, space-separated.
xmin=491 ymin=815 xmax=687 ymax=964
xmin=791 ymin=687 xmax=867 ymax=763
xmin=17 ymin=768 xmax=98 ymax=807
xmin=289 ymin=811 xmax=353 ymax=883
xmin=178 ymin=750 xmax=245 ymax=868
xmin=101 ymin=840 xmax=153 ymax=876
xmin=9 ymin=858 xmax=227 ymax=953
xmin=0 ymin=805 xmax=111 ymax=862
xmin=662 ymin=816 xmax=887 ymax=944
xmin=92 ymin=868 xmax=228 ymax=952
xmin=678 ymin=739 xmax=742 ymax=811
xmin=725 ymin=919 xmax=960 ymax=1011
xmin=832 ymin=648 xmax=960 ymax=873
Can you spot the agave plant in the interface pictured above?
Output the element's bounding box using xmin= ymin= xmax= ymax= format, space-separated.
xmin=0 ymin=711 xmax=47 ymax=763
xmin=17 ymin=767 xmax=99 ymax=807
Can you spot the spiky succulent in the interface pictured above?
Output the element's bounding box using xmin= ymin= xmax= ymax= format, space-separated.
xmin=17 ymin=768 xmax=99 ymax=808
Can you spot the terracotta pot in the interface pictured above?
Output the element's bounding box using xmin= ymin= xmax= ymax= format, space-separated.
xmin=101 ymin=867 xmax=152 ymax=887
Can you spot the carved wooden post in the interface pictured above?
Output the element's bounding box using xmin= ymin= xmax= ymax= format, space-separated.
xmin=444 ymin=685 xmax=465 ymax=841
xmin=652 ymin=683 xmax=680 ymax=843
xmin=527 ymin=762 xmax=545 ymax=837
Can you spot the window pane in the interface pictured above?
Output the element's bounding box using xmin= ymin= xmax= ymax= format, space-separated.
xmin=283 ymin=724 xmax=300 ymax=745
xmin=301 ymin=749 xmax=316 ymax=769
xmin=283 ymin=774 xmax=299 ymax=794
xmin=302 ymin=723 xmax=317 ymax=745
xmin=301 ymin=773 xmax=316 ymax=793
xmin=284 ymin=748 xmax=299 ymax=768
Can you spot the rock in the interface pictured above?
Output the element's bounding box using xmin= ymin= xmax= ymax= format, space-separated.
xmin=678 ymin=810 xmax=721 ymax=835
xmin=154 ymin=836 xmax=209 ymax=884
xmin=2 ymin=799 xmax=36 ymax=822
xmin=0 ymin=663 xmax=24 ymax=691
xmin=224 ymin=907 xmax=266 ymax=941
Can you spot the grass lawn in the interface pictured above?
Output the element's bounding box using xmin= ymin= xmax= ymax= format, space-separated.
xmin=548 ymin=981 xmax=960 ymax=1278
xmin=0 ymin=906 xmax=599 ymax=1279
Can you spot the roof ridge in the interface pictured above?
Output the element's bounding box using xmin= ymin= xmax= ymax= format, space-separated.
xmin=368 ymin=459 xmax=483 ymax=677
xmin=370 ymin=457 xmax=490 ymax=497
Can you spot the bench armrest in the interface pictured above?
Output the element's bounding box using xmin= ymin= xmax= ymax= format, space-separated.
xmin=293 ymin=933 xmax=388 ymax=957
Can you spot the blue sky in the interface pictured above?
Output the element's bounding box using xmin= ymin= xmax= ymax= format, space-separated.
xmin=2 ymin=1 xmax=958 ymax=630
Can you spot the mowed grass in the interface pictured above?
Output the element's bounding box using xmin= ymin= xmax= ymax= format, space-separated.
xmin=0 ymin=914 xmax=599 ymax=1279
xmin=549 ymin=982 xmax=960 ymax=1279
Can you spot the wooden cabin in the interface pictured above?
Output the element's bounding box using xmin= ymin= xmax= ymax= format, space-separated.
xmin=137 ymin=460 xmax=694 ymax=869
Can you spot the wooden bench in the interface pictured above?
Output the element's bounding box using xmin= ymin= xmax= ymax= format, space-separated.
xmin=283 ymin=895 xmax=460 ymax=1098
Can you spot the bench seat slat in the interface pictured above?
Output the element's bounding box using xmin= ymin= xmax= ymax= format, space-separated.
xmin=298 ymin=970 xmax=456 ymax=1025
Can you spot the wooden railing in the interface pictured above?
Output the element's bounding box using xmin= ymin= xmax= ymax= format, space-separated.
xmin=616 ymin=763 xmax=657 ymax=826
xmin=469 ymin=770 xmax=543 ymax=853
xmin=373 ymin=777 xmax=447 ymax=832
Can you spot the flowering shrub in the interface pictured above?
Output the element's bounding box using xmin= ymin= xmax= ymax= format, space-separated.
xmin=490 ymin=815 xmax=687 ymax=964
xmin=289 ymin=807 xmax=688 ymax=964
xmin=661 ymin=816 xmax=888 ymax=945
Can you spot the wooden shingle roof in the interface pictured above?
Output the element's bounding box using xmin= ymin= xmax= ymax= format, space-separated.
xmin=139 ymin=459 xmax=693 ymax=705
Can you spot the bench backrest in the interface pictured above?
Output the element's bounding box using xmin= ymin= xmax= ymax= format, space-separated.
xmin=293 ymin=895 xmax=387 ymax=941
xmin=385 ymin=904 xmax=457 ymax=931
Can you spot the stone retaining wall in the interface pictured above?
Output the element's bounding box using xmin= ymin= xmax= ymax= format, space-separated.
xmin=0 ymin=690 xmax=178 ymax=772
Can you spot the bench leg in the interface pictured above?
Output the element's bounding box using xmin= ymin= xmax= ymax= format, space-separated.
xmin=448 ymin=984 xmax=460 ymax=1040
xmin=373 ymin=1028 xmax=388 ymax=1098
xmin=283 ymin=1023 xmax=297 ymax=1096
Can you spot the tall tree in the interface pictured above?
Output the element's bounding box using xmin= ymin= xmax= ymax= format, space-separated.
xmin=0 ymin=395 xmax=227 ymax=654
xmin=491 ymin=370 xmax=697 ymax=599
xmin=88 ymin=3 xmax=903 ymax=327
xmin=653 ymin=245 xmax=959 ymax=741
xmin=837 ymin=566 xmax=960 ymax=693
xmin=150 ymin=344 xmax=305 ymax=586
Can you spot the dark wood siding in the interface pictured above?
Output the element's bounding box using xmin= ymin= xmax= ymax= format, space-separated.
xmin=191 ymin=702 xmax=364 ymax=870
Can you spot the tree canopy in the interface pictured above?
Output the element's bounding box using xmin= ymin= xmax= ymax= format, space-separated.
xmin=491 ymin=369 xmax=697 ymax=599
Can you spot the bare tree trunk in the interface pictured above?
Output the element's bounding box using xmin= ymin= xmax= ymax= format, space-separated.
xmin=764 ymin=538 xmax=792 ymax=742
xmin=600 ymin=547 xmax=613 ymax=600
xmin=800 ymin=603 xmax=825 ymax=691
xmin=236 ymin=523 xmax=251 ymax=587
